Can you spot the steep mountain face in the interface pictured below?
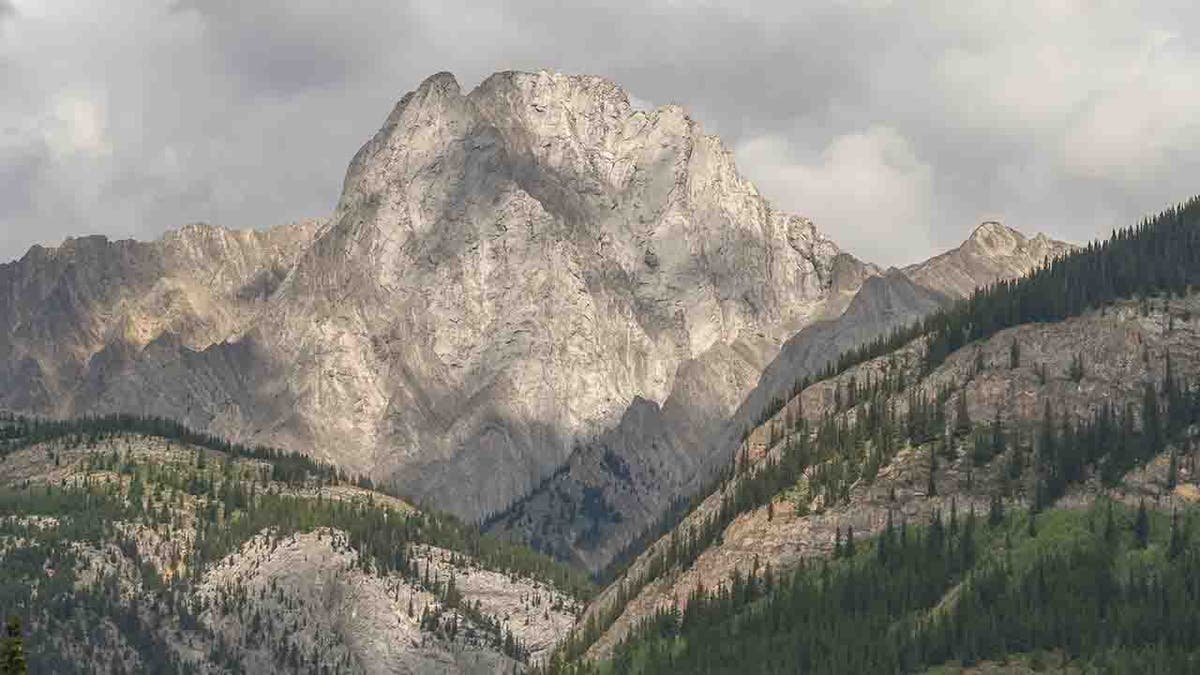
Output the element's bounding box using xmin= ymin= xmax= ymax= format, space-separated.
xmin=0 ymin=70 xmax=860 ymax=524
xmin=249 ymin=70 xmax=856 ymax=519
xmin=486 ymin=224 xmax=1070 ymax=573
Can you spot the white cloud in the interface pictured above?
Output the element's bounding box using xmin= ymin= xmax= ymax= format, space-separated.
xmin=1 ymin=0 xmax=1200 ymax=264
xmin=737 ymin=127 xmax=935 ymax=266
xmin=1059 ymin=30 xmax=1200 ymax=183
xmin=46 ymin=92 xmax=111 ymax=157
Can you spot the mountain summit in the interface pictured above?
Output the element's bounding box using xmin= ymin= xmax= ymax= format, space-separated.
xmin=904 ymin=221 xmax=1073 ymax=298
xmin=0 ymin=70 xmax=862 ymax=521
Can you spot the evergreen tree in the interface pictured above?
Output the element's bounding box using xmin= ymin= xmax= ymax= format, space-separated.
xmin=988 ymin=495 xmax=1004 ymax=528
xmin=927 ymin=444 xmax=938 ymax=498
xmin=955 ymin=393 xmax=971 ymax=436
xmin=0 ymin=616 xmax=25 ymax=675
xmin=1104 ymin=501 xmax=1118 ymax=546
xmin=1134 ymin=500 xmax=1150 ymax=548
xmin=1168 ymin=510 xmax=1185 ymax=559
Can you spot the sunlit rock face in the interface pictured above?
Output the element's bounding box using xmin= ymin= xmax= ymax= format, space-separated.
xmin=0 ymin=70 xmax=855 ymax=523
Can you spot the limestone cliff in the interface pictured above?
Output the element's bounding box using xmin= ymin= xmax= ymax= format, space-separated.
xmin=0 ymin=70 xmax=856 ymax=524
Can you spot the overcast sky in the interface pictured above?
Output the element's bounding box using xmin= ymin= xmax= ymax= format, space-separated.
xmin=2 ymin=1 xmax=1198 ymax=266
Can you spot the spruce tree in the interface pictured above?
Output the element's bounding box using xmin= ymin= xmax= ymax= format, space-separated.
xmin=0 ymin=616 xmax=25 ymax=675
xmin=927 ymin=444 xmax=938 ymax=498
xmin=1104 ymin=501 xmax=1118 ymax=545
xmin=955 ymin=393 xmax=971 ymax=436
xmin=1168 ymin=510 xmax=1185 ymax=559
xmin=1134 ymin=500 xmax=1150 ymax=548
xmin=988 ymin=494 xmax=1004 ymax=528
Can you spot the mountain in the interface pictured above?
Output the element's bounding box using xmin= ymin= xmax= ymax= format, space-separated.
xmin=0 ymin=70 xmax=869 ymax=525
xmin=3 ymin=61 xmax=1198 ymax=672
xmin=905 ymin=221 xmax=1074 ymax=298
xmin=485 ymin=223 xmax=1072 ymax=573
xmin=546 ymin=200 xmax=1200 ymax=670
xmin=0 ymin=222 xmax=320 ymax=415
xmin=0 ymin=416 xmax=590 ymax=674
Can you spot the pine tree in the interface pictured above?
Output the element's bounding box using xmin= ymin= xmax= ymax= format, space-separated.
xmin=988 ymin=494 xmax=1004 ymax=528
xmin=878 ymin=510 xmax=895 ymax=565
xmin=1168 ymin=510 xmax=1185 ymax=559
xmin=1010 ymin=339 xmax=1021 ymax=369
xmin=1104 ymin=501 xmax=1118 ymax=545
xmin=1134 ymin=500 xmax=1150 ymax=549
xmin=955 ymin=393 xmax=971 ymax=436
xmin=927 ymin=444 xmax=938 ymax=498
xmin=1068 ymin=353 xmax=1085 ymax=382
xmin=0 ymin=616 xmax=25 ymax=675
xmin=1142 ymin=383 xmax=1163 ymax=458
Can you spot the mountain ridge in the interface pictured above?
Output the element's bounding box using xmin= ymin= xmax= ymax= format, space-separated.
xmin=0 ymin=69 xmax=860 ymax=526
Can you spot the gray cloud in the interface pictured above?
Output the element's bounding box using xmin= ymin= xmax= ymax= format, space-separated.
xmin=2 ymin=1 xmax=1199 ymax=266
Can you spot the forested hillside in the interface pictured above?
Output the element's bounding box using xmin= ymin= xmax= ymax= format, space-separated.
xmin=539 ymin=197 xmax=1200 ymax=672
xmin=596 ymin=502 xmax=1200 ymax=674
xmin=0 ymin=415 xmax=592 ymax=673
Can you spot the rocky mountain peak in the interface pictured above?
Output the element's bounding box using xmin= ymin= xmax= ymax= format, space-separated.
xmin=904 ymin=221 xmax=1075 ymax=298
xmin=0 ymin=69 xmax=857 ymax=528
xmin=244 ymin=68 xmax=859 ymax=517
xmin=964 ymin=220 xmax=1023 ymax=255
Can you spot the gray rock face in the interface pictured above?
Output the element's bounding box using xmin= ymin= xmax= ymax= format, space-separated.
xmin=0 ymin=70 xmax=855 ymax=523
xmin=486 ymin=223 xmax=1071 ymax=573
xmin=252 ymin=70 xmax=854 ymax=518
xmin=0 ymin=222 xmax=320 ymax=418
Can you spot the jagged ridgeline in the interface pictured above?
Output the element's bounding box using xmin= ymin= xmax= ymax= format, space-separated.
xmin=0 ymin=413 xmax=593 ymax=673
xmin=537 ymin=196 xmax=1200 ymax=672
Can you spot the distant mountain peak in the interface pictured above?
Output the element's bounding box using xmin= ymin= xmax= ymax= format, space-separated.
xmin=963 ymin=220 xmax=1026 ymax=257
xmin=905 ymin=221 xmax=1074 ymax=298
